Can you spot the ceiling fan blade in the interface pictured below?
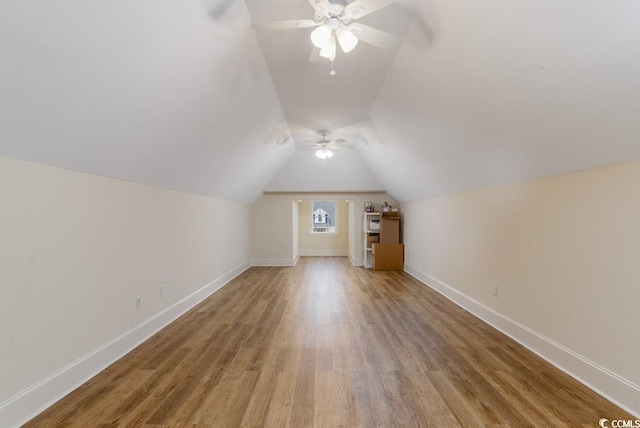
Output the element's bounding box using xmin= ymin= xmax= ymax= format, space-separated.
xmin=328 ymin=139 xmax=346 ymax=145
xmin=308 ymin=0 xmax=331 ymax=17
xmin=308 ymin=47 xmax=323 ymax=62
xmin=348 ymin=23 xmax=398 ymax=50
xmin=251 ymin=19 xmax=319 ymax=31
xmin=344 ymin=0 xmax=397 ymax=19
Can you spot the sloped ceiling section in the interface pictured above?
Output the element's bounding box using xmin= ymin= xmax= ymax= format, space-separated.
xmin=0 ymin=0 xmax=292 ymax=203
xmin=363 ymin=0 xmax=640 ymax=202
xmin=264 ymin=148 xmax=384 ymax=192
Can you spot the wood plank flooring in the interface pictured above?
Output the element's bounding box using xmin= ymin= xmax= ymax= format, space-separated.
xmin=26 ymin=257 xmax=633 ymax=427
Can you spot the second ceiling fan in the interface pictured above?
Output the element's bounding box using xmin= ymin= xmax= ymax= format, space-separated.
xmin=297 ymin=130 xmax=349 ymax=159
xmin=252 ymin=0 xmax=399 ymax=64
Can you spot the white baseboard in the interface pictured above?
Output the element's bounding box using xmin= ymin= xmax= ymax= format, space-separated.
xmin=298 ymin=249 xmax=348 ymax=257
xmin=0 ymin=261 xmax=251 ymax=428
xmin=251 ymin=258 xmax=297 ymax=267
xmin=348 ymin=255 xmax=362 ymax=266
xmin=404 ymin=264 xmax=640 ymax=418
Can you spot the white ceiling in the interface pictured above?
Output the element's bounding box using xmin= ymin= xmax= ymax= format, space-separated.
xmin=2 ymin=0 xmax=640 ymax=203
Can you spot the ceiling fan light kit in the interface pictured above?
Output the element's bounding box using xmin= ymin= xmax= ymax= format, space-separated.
xmin=336 ymin=27 xmax=358 ymax=53
xmin=319 ymin=36 xmax=337 ymax=60
xmin=311 ymin=17 xmax=358 ymax=61
xmin=315 ymin=148 xmax=334 ymax=159
xmin=310 ymin=23 xmax=333 ymax=48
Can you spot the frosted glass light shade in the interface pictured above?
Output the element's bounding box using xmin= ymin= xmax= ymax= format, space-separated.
xmin=336 ymin=27 xmax=358 ymax=53
xmin=319 ymin=36 xmax=336 ymax=60
xmin=310 ymin=24 xmax=333 ymax=48
xmin=315 ymin=148 xmax=334 ymax=159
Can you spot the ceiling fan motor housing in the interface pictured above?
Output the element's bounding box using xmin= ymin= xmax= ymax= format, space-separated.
xmin=329 ymin=4 xmax=345 ymax=15
xmin=313 ymin=0 xmax=349 ymax=22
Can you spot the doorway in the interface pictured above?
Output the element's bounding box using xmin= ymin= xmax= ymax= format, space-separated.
xmin=295 ymin=199 xmax=354 ymax=259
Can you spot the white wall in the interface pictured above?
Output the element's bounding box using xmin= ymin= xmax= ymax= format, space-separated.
xmin=348 ymin=200 xmax=356 ymax=262
xmin=251 ymin=193 xmax=395 ymax=266
xmin=402 ymin=160 xmax=640 ymax=416
xmin=250 ymin=194 xmax=299 ymax=266
xmin=292 ymin=200 xmax=300 ymax=262
xmin=298 ymin=200 xmax=349 ymax=256
xmin=0 ymin=157 xmax=251 ymax=427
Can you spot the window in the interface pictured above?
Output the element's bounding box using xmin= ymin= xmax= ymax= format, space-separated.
xmin=311 ymin=200 xmax=337 ymax=234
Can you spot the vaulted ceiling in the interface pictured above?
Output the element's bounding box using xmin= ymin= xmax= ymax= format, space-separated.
xmin=2 ymin=0 xmax=640 ymax=203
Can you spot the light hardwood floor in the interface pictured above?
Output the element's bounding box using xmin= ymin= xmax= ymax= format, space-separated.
xmin=26 ymin=257 xmax=633 ymax=427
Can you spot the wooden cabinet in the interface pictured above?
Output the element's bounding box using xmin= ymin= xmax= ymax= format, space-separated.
xmin=372 ymin=243 xmax=404 ymax=271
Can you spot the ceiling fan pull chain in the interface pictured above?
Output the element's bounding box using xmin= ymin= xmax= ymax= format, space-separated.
xmin=330 ymin=60 xmax=336 ymax=76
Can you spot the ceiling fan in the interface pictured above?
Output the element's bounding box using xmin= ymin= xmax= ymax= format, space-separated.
xmin=297 ymin=130 xmax=348 ymax=159
xmin=251 ymin=0 xmax=399 ymax=69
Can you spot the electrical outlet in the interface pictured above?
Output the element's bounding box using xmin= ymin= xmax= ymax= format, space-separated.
xmin=135 ymin=296 xmax=142 ymax=308
xmin=492 ymin=284 xmax=498 ymax=297
xmin=160 ymin=285 xmax=165 ymax=297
